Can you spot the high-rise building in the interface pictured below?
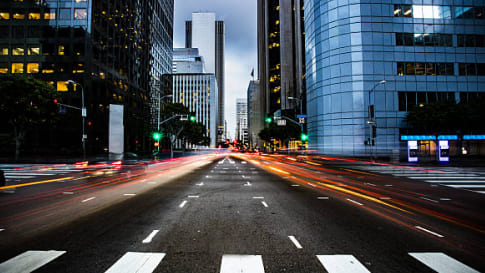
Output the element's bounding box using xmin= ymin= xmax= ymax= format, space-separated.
xmin=304 ymin=0 xmax=485 ymax=157
xmin=0 ymin=0 xmax=174 ymax=155
xmin=168 ymin=48 xmax=219 ymax=147
xmin=247 ymin=80 xmax=263 ymax=149
xmin=236 ymin=98 xmax=248 ymax=145
xmin=257 ymin=0 xmax=306 ymax=119
xmin=185 ymin=12 xmax=225 ymax=142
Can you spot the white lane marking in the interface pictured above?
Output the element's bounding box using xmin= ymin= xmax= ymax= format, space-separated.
xmin=124 ymin=194 xmax=136 ymax=196
xmin=439 ymin=198 xmax=452 ymax=201
xmin=205 ymin=176 xmax=212 ymax=178
xmin=307 ymin=183 xmax=317 ymax=187
xmin=385 ymin=184 xmax=393 ymax=187
xmin=448 ymin=185 xmax=485 ymax=188
xmin=63 ymin=192 xmax=74 ymax=195
xmin=291 ymin=184 xmax=300 ymax=187
xmin=288 ymin=236 xmax=303 ymax=249
xmin=241 ymin=161 xmax=247 ymax=164
xmin=82 ymin=197 xmax=96 ymax=203
xmin=316 ymin=255 xmax=371 ymax=273
xmin=420 ymin=197 xmax=439 ymax=203
xmin=244 ymin=182 xmax=252 ymax=186
xmin=317 ymin=197 xmax=329 ymax=200
xmin=105 ymin=252 xmax=166 ymax=273
xmin=0 ymin=250 xmax=66 ymax=273
xmin=179 ymin=200 xmax=188 ymax=208
xmin=196 ymin=182 xmax=204 ymax=186
xmin=220 ymin=254 xmax=265 ymax=273
xmin=365 ymin=183 xmax=377 ymax=186
xmin=409 ymin=176 xmax=480 ymax=179
xmin=5 ymin=176 xmax=35 ymax=179
xmin=188 ymin=195 xmax=199 ymax=198
xmin=0 ymin=229 xmax=4 ymax=232
xmin=261 ymin=201 xmax=268 ymax=207
xmin=379 ymin=197 xmax=391 ymax=200
xmin=346 ymin=199 xmax=363 ymax=206
xmin=409 ymin=252 xmax=479 ymax=273
xmin=148 ymin=181 xmax=157 ymax=184
xmin=415 ymin=226 xmax=444 ymax=238
xmin=425 ymin=180 xmax=485 ymax=183
xmin=142 ymin=230 xmax=160 ymax=244
xmin=252 ymin=196 xmax=264 ymax=199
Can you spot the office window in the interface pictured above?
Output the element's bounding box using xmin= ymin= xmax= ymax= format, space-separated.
xmin=455 ymin=6 xmax=474 ymax=19
xmin=426 ymin=63 xmax=436 ymax=75
xmin=74 ymin=9 xmax=87 ymax=20
xmin=28 ymin=46 xmax=40 ymax=55
xmin=41 ymin=63 xmax=55 ymax=73
xmin=395 ymin=33 xmax=452 ymax=47
xmin=11 ymin=63 xmax=24 ymax=73
xmin=73 ymin=63 xmax=84 ymax=73
xmin=0 ymin=63 xmax=8 ymax=73
xmin=0 ymin=46 xmax=8 ymax=56
xmin=457 ymin=34 xmax=485 ymax=47
xmin=27 ymin=63 xmax=39 ymax=73
xmin=12 ymin=46 xmax=24 ymax=55
xmin=415 ymin=63 xmax=425 ymax=75
xmin=398 ymin=63 xmax=454 ymax=75
xmin=28 ymin=13 xmax=41 ymax=20
xmin=12 ymin=12 xmax=25 ymax=20
xmin=12 ymin=26 xmax=24 ymax=38
xmin=459 ymin=63 xmax=485 ymax=75
xmin=44 ymin=10 xmax=56 ymax=20
xmin=0 ymin=12 xmax=9 ymax=19
xmin=58 ymin=9 xmax=71 ymax=20
xmin=58 ymin=45 xmax=65 ymax=55
xmin=57 ymin=81 xmax=69 ymax=92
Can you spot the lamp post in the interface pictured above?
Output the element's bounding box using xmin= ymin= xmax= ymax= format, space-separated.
xmin=67 ymin=80 xmax=86 ymax=160
xmin=157 ymin=94 xmax=173 ymax=152
xmin=288 ymin=96 xmax=304 ymax=153
xmin=366 ymin=80 xmax=386 ymax=159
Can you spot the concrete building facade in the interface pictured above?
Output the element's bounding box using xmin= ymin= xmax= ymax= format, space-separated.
xmin=236 ymin=98 xmax=248 ymax=145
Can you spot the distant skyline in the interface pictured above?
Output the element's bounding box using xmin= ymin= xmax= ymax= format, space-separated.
xmin=174 ymin=0 xmax=257 ymax=139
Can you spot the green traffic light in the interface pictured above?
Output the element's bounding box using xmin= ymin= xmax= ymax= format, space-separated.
xmin=190 ymin=116 xmax=196 ymax=122
xmin=301 ymin=133 xmax=308 ymax=141
xmin=152 ymin=132 xmax=161 ymax=141
xmin=265 ymin=117 xmax=272 ymax=123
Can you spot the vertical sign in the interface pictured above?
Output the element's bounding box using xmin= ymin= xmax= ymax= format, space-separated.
xmin=438 ymin=140 xmax=449 ymax=162
xmin=109 ymin=104 xmax=124 ymax=157
xmin=408 ymin=140 xmax=418 ymax=162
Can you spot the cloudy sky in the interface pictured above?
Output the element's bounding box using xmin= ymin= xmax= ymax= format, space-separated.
xmin=173 ymin=0 xmax=257 ymax=140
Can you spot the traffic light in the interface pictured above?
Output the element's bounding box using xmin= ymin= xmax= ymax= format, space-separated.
xmin=265 ymin=117 xmax=272 ymax=123
xmin=53 ymin=99 xmax=58 ymax=104
xmin=301 ymin=133 xmax=308 ymax=141
xmin=152 ymin=132 xmax=161 ymax=141
xmin=190 ymin=115 xmax=196 ymax=122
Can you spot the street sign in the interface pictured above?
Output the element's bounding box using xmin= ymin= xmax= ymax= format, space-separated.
xmin=82 ymin=108 xmax=87 ymax=117
xmin=299 ymin=118 xmax=305 ymax=124
xmin=277 ymin=119 xmax=286 ymax=126
xmin=274 ymin=109 xmax=281 ymax=118
xmin=297 ymin=114 xmax=306 ymax=119
xmin=180 ymin=115 xmax=188 ymax=121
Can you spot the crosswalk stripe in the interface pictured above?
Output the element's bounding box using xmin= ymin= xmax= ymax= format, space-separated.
xmin=409 ymin=252 xmax=479 ymax=273
xmin=316 ymin=255 xmax=371 ymax=273
xmin=220 ymin=255 xmax=265 ymax=273
xmin=104 ymin=252 xmax=166 ymax=273
xmin=0 ymin=250 xmax=66 ymax=273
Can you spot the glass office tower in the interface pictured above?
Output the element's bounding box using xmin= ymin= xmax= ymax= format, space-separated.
xmin=304 ymin=0 xmax=484 ymax=157
xmin=0 ymin=0 xmax=173 ymax=156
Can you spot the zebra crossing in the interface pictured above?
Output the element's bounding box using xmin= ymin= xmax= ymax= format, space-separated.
xmin=351 ymin=165 xmax=485 ymax=195
xmin=0 ymin=250 xmax=479 ymax=273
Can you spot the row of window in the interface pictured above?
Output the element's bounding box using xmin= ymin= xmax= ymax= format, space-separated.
xmin=397 ymin=62 xmax=485 ymax=76
xmin=394 ymin=5 xmax=484 ymax=19
xmin=0 ymin=9 xmax=87 ymax=21
xmin=397 ymin=62 xmax=454 ymax=75
xmin=0 ymin=62 xmax=84 ymax=74
xmin=396 ymin=33 xmax=485 ymax=47
xmin=398 ymin=91 xmax=485 ymax=111
xmin=0 ymin=44 xmax=84 ymax=56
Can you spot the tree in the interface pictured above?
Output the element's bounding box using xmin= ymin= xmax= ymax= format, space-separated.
xmin=182 ymin=122 xmax=210 ymax=147
xmin=0 ymin=74 xmax=59 ymax=160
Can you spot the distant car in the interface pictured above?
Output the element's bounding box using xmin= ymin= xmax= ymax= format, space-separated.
xmin=89 ymin=152 xmax=145 ymax=168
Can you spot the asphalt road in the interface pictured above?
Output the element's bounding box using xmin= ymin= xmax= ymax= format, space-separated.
xmin=0 ymin=154 xmax=484 ymax=272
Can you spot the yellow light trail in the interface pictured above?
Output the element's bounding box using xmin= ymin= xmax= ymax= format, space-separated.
xmin=0 ymin=177 xmax=74 ymax=190
xmin=341 ymin=168 xmax=377 ymax=176
xmin=268 ymin=166 xmax=290 ymax=175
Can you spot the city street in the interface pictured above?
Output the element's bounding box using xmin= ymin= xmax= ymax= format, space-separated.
xmin=0 ymin=154 xmax=484 ymax=272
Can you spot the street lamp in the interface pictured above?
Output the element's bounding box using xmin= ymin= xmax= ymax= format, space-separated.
xmin=158 ymin=94 xmax=173 ymax=131
xmin=67 ymin=80 xmax=86 ymax=160
xmin=288 ymin=96 xmax=305 ymax=153
xmin=366 ymin=80 xmax=386 ymax=158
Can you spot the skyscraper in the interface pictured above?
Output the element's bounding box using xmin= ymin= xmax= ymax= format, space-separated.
xmin=236 ymin=98 xmax=248 ymax=145
xmin=257 ymin=0 xmax=306 ymax=118
xmin=247 ymin=80 xmax=263 ymax=149
xmin=0 ymin=0 xmax=174 ymax=155
xmin=185 ymin=12 xmax=225 ymax=143
xmin=304 ymin=0 xmax=485 ymax=157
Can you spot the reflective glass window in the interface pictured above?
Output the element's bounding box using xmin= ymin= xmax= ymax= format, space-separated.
xmin=397 ymin=62 xmax=404 ymax=75
xmin=57 ymin=81 xmax=69 ymax=92
xmin=28 ymin=13 xmax=41 ymax=20
xmin=12 ymin=12 xmax=25 ymax=20
xmin=74 ymin=9 xmax=87 ymax=20
xmin=58 ymin=9 xmax=71 ymax=20
xmin=415 ymin=63 xmax=425 ymax=75
xmin=398 ymin=92 xmax=406 ymax=111
xmin=41 ymin=63 xmax=55 ymax=73
xmin=0 ymin=63 xmax=8 ymax=73
xmin=44 ymin=10 xmax=56 ymax=20
xmin=12 ymin=47 xmax=24 ymax=55
xmin=0 ymin=12 xmax=9 ymax=19
xmin=406 ymin=63 xmax=415 ymax=75
xmin=28 ymin=46 xmax=40 ymax=55
xmin=426 ymin=63 xmax=436 ymax=75
xmin=0 ymin=46 xmax=8 ymax=56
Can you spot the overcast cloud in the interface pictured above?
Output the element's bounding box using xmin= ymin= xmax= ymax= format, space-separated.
xmin=174 ymin=0 xmax=257 ymax=140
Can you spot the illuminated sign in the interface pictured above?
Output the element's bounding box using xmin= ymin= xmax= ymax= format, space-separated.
xmin=438 ymin=140 xmax=449 ymax=162
xmin=463 ymin=135 xmax=485 ymax=140
xmin=401 ymin=135 xmax=436 ymax=141
xmin=407 ymin=140 xmax=418 ymax=162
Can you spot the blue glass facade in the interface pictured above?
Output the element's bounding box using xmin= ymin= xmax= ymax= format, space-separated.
xmin=304 ymin=0 xmax=485 ymax=156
